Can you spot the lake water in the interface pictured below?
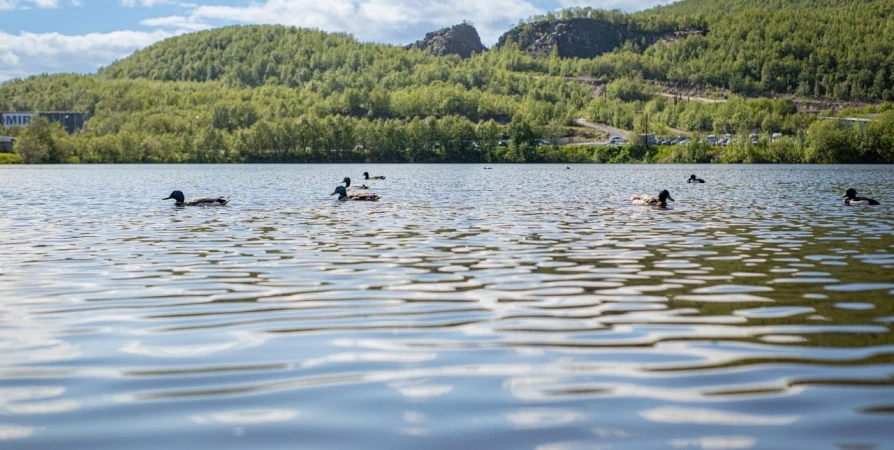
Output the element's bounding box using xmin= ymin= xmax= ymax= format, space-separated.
xmin=1 ymin=164 xmax=893 ymax=450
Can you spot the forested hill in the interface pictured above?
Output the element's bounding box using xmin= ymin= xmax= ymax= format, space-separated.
xmin=636 ymin=0 xmax=894 ymax=99
xmin=98 ymin=26 xmax=417 ymax=88
xmin=98 ymin=0 xmax=894 ymax=102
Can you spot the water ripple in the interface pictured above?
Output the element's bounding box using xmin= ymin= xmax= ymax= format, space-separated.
xmin=1 ymin=164 xmax=893 ymax=449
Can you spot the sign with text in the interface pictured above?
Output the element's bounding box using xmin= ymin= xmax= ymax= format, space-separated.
xmin=2 ymin=113 xmax=37 ymax=128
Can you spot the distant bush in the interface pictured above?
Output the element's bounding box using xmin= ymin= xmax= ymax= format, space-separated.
xmin=0 ymin=153 xmax=23 ymax=164
xmin=606 ymin=78 xmax=655 ymax=102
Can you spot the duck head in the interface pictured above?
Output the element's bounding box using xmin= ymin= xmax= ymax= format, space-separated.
xmin=842 ymin=188 xmax=857 ymax=200
xmin=163 ymin=190 xmax=186 ymax=203
xmin=689 ymin=175 xmax=697 ymax=181
xmin=343 ymin=177 xmax=352 ymax=187
xmin=363 ymin=172 xmax=370 ymax=180
xmin=659 ymin=190 xmax=674 ymax=206
xmin=331 ymin=185 xmax=348 ymax=200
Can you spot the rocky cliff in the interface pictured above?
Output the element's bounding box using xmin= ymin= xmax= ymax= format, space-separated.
xmin=407 ymin=23 xmax=487 ymax=59
xmin=495 ymin=18 xmax=652 ymax=59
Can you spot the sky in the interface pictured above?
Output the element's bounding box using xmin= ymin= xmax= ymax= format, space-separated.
xmin=0 ymin=0 xmax=676 ymax=82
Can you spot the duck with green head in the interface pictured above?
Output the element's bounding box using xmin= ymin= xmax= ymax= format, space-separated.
xmin=163 ymin=190 xmax=230 ymax=207
xmin=631 ymin=190 xmax=674 ymax=208
xmin=331 ymin=186 xmax=380 ymax=202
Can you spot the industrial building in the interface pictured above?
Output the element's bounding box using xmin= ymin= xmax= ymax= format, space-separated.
xmin=0 ymin=136 xmax=13 ymax=153
xmin=1 ymin=111 xmax=88 ymax=134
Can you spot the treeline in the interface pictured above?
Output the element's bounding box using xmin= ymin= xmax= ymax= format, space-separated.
xmin=5 ymin=115 xmax=590 ymax=164
xmin=593 ymin=112 xmax=894 ymax=164
xmin=9 ymin=107 xmax=892 ymax=164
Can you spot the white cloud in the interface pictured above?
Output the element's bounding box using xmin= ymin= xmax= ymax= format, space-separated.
xmin=140 ymin=15 xmax=212 ymax=31
xmin=179 ymin=0 xmax=543 ymax=45
xmin=0 ymin=29 xmax=174 ymax=81
xmin=119 ymin=0 xmax=176 ymax=6
xmin=0 ymin=0 xmax=59 ymax=9
xmin=556 ymin=0 xmax=677 ymax=11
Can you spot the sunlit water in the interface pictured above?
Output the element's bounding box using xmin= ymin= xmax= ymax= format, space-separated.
xmin=1 ymin=164 xmax=893 ymax=450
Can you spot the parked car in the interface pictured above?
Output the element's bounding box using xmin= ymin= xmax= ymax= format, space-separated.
xmin=498 ymin=140 xmax=509 ymax=147
xmin=609 ymin=136 xmax=626 ymax=145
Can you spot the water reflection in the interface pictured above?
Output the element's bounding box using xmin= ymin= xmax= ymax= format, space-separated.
xmin=639 ymin=407 xmax=798 ymax=425
xmin=189 ymin=409 xmax=299 ymax=424
xmin=0 ymin=164 xmax=892 ymax=449
xmin=668 ymin=436 xmax=756 ymax=450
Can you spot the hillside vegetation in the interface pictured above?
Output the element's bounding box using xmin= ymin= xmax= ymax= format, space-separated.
xmin=1 ymin=0 xmax=892 ymax=164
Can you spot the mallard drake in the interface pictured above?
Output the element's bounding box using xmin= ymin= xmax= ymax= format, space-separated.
xmin=163 ymin=190 xmax=230 ymax=207
xmin=343 ymin=177 xmax=369 ymax=190
xmin=842 ymin=188 xmax=880 ymax=205
xmin=632 ymin=190 xmax=674 ymax=208
xmin=331 ymin=186 xmax=380 ymax=202
xmin=688 ymin=175 xmax=705 ymax=183
xmin=363 ymin=172 xmax=386 ymax=180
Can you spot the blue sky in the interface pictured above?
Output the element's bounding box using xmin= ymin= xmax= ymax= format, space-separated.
xmin=0 ymin=0 xmax=675 ymax=81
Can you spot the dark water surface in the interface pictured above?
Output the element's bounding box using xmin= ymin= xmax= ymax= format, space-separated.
xmin=1 ymin=164 xmax=893 ymax=449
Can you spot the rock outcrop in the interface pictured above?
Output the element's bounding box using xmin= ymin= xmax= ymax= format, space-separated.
xmin=496 ymin=18 xmax=651 ymax=59
xmin=407 ymin=23 xmax=487 ymax=59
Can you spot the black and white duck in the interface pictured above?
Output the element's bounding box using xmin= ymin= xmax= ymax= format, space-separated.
xmin=842 ymin=188 xmax=880 ymax=205
xmin=163 ymin=190 xmax=230 ymax=207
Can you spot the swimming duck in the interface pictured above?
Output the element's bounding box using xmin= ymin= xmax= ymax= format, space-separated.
xmin=363 ymin=172 xmax=386 ymax=180
xmin=331 ymin=186 xmax=380 ymax=202
xmin=842 ymin=188 xmax=880 ymax=205
xmin=631 ymin=190 xmax=674 ymax=208
xmin=688 ymin=175 xmax=705 ymax=183
xmin=343 ymin=177 xmax=369 ymax=190
xmin=163 ymin=190 xmax=230 ymax=207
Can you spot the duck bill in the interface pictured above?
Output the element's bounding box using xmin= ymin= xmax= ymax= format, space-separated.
xmin=330 ymin=192 xmax=338 ymax=196
xmin=841 ymin=193 xmax=849 ymax=198
xmin=668 ymin=196 xmax=675 ymax=202
xmin=163 ymin=195 xmax=173 ymax=200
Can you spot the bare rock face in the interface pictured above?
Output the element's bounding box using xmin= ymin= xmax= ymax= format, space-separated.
xmin=408 ymin=23 xmax=487 ymax=59
xmin=496 ymin=18 xmax=650 ymax=59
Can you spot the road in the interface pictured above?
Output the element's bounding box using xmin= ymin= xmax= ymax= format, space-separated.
xmin=659 ymin=93 xmax=727 ymax=104
xmin=574 ymin=117 xmax=633 ymax=142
